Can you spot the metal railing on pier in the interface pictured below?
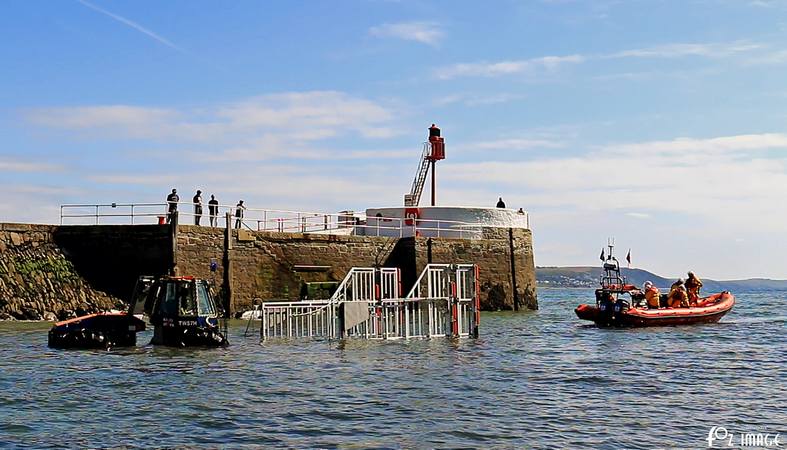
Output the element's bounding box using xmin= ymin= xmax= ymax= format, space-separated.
xmin=59 ymin=203 xmax=166 ymax=225
xmin=258 ymin=264 xmax=480 ymax=342
xmin=59 ymin=202 xmax=522 ymax=239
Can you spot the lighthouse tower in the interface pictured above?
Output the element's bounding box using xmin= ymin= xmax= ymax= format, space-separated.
xmin=404 ymin=124 xmax=445 ymax=207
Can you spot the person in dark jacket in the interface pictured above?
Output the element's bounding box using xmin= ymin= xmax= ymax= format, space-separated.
xmin=208 ymin=195 xmax=219 ymax=227
xmin=234 ymin=200 xmax=245 ymax=229
xmin=496 ymin=197 xmax=506 ymax=208
xmin=193 ymin=190 xmax=203 ymax=226
xmin=166 ymin=188 xmax=179 ymax=223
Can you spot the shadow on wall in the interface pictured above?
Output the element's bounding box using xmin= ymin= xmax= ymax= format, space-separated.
xmin=53 ymin=225 xmax=172 ymax=303
xmin=384 ymin=238 xmax=417 ymax=294
xmin=483 ymin=283 xmax=509 ymax=311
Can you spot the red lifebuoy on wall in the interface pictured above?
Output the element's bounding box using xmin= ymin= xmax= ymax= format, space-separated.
xmin=404 ymin=208 xmax=420 ymax=226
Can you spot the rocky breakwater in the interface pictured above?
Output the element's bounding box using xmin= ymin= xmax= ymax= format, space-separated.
xmin=0 ymin=224 xmax=122 ymax=321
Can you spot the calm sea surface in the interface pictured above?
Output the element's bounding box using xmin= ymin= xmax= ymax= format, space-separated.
xmin=0 ymin=289 xmax=784 ymax=449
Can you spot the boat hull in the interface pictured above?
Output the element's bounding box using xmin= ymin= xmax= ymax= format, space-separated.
xmin=48 ymin=313 xmax=146 ymax=349
xmin=576 ymin=292 xmax=735 ymax=327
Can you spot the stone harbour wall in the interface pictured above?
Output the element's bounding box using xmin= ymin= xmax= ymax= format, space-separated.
xmin=176 ymin=225 xmax=537 ymax=314
xmin=0 ymin=223 xmax=172 ymax=321
xmin=0 ymin=224 xmax=116 ymax=320
xmin=414 ymin=228 xmax=537 ymax=310
xmin=175 ymin=225 xmax=404 ymax=313
xmin=0 ymin=221 xmax=537 ymax=320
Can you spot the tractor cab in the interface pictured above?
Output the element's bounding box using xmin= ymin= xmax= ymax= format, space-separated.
xmin=134 ymin=276 xmax=228 ymax=347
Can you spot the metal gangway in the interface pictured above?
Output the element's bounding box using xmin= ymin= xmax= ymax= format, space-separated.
xmin=259 ymin=264 xmax=480 ymax=341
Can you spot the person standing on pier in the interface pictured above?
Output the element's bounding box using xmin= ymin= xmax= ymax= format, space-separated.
xmin=234 ymin=200 xmax=245 ymax=229
xmin=193 ymin=190 xmax=203 ymax=226
xmin=208 ymin=195 xmax=219 ymax=227
xmin=166 ymin=188 xmax=179 ymax=223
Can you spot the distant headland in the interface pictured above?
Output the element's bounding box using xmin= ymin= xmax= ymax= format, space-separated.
xmin=537 ymin=266 xmax=787 ymax=291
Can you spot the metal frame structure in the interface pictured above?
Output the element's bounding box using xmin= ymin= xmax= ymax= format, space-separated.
xmin=258 ymin=264 xmax=480 ymax=342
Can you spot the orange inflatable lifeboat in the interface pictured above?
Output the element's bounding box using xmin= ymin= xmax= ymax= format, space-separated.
xmin=575 ymin=241 xmax=735 ymax=327
xmin=575 ymin=291 xmax=735 ymax=327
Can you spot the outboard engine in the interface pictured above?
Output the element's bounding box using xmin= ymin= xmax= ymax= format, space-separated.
xmin=595 ymin=289 xmax=617 ymax=325
xmin=613 ymin=298 xmax=630 ymax=314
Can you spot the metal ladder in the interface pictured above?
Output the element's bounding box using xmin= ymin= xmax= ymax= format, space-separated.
xmin=404 ymin=143 xmax=432 ymax=207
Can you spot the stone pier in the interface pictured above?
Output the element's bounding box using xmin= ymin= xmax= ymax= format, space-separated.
xmin=0 ymin=222 xmax=537 ymax=320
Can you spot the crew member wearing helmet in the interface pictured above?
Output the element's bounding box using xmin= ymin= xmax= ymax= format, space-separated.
xmin=643 ymin=281 xmax=661 ymax=309
xmin=685 ymin=271 xmax=703 ymax=305
xmin=668 ymin=279 xmax=689 ymax=308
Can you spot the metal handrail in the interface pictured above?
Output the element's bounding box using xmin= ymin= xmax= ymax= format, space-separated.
xmin=258 ymin=263 xmax=480 ymax=341
xmin=59 ymin=202 xmax=529 ymax=238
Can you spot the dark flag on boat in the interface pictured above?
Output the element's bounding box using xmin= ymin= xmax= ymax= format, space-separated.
xmin=626 ymin=249 xmax=631 ymax=267
xmin=600 ymin=248 xmax=605 ymax=261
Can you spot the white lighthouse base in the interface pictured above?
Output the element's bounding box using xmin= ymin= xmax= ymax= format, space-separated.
xmin=361 ymin=206 xmax=529 ymax=239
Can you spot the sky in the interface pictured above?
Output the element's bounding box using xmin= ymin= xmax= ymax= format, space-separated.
xmin=1 ymin=0 xmax=787 ymax=279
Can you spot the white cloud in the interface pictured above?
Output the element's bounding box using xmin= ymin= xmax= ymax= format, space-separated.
xmin=434 ymin=41 xmax=763 ymax=80
xmin=744 ymin=48 xmax=787 ymax=65
xmin=435 ymin=55 xmax=584 ymax=79
xmin=0 ymin=184 xmax=85 ymax=224
xmin=461 ymin=138 xmax=565 ymax=152
xmin=28 ymin=105 xmax=178 ymax=129
xmin=217 ymin=91 xmax=392 ymax=131
xmin=433 ymin=93 xmax=526 ymax=107
xmin=603 ymin=133 xmax=787 ymax=155
xmin=369 ymin=21 xmax=444 ymax=46
xmin=748 ymin=0 xmax=785 ymax=8
xmin=606 ymin=41 xmax=762 ymax=59
xmin=444 ymin=132 xmax=787 ymax=232
xmin=0 ymin=158 xmax=61 ymax=173
xmin=86 ymin=174 xmax=174 ymax=186
xmin=86 ymin=162 xmax=406 ymax=213
xmin=25 ymin=91 xmax=398 ymax=144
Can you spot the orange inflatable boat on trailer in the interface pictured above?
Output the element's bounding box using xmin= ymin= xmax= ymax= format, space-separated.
xmin=575 ymin=243 xmax=735 ymax=327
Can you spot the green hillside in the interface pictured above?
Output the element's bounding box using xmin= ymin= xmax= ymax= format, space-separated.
xmin=536 ymin=266 xmax=787 ymax=291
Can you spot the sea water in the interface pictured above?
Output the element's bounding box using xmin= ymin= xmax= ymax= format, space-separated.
xmin=0 ymin=289 xmax=784 ymax=449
